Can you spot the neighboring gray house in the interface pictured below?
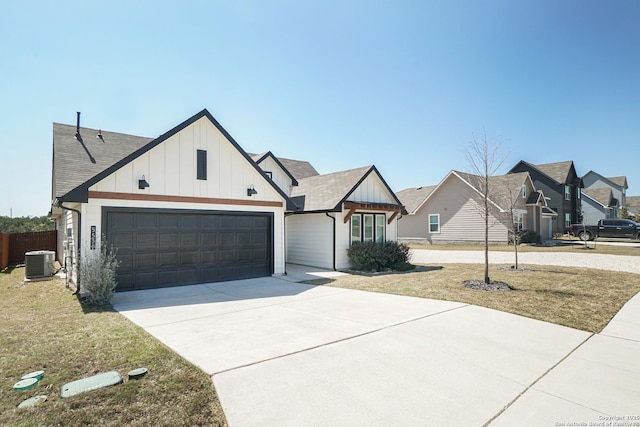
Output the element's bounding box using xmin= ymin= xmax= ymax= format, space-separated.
xmin=396 ymin=170 xmax=556 ymax=244
xmin=582 ymin=171 xmax=628 ymax=210
xmin=509 ymin=160 xmax=583 ymax=235
xmin=580 ymin=188 xmax=618 ymax=224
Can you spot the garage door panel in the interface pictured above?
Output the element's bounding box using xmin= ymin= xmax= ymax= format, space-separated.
xmin=136 ymin=213 xmax=157 ymax=228
xmin=118 ymin=253 xmax=133 ymax=269
xmin=237 ymin=232 xmax=251 ymax=245
xmin=158 ymin=270 xmax=179 ymax=285
xmin=201 ymin=250 xmax=218 ymax=263
xmin=159 ymin=214 xmax=179 ymax=228
xmin=201 ymin=215 xmax=220 ymax=228
xmin=201 ymin=267 xmax=220 ymax=282
xmin=106 ymin=209 xmax=272 ymax=291
xmin=112 ymin=234 xmax=133 ymax=249
xmin=159 ymin=233 xmax=179 ymax=248
xmin=159 ymin=252 xmax=178 ymax=266
xmin=201 ymin=232 xmax=218 ymax=246
xmin=136 ymin=233 xmax=157 ymax=248
xmin=180 ymin=251 xmax=198 ymax=265
xmin=180 ymin=269 xmax=198 ymax=284
xmin=182 ymin=215 xmax=198 ymax=228
xmin=135 ymin=253 xmax=157 ymax=269
xmin=181 ymin=233 xmax=198 ymax=247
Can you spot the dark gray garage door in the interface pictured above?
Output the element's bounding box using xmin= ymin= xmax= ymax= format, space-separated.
xmin=103 ymin=208 xmax=273 ymax=291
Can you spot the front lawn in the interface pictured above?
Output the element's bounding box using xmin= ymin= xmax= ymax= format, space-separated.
xmin=0 ymin=267 xmax=227 ymax=426
xmin=308 ymin=263 xmax=640 ymax=334
xmin=407 ymin=241 xmax=640 ymax=256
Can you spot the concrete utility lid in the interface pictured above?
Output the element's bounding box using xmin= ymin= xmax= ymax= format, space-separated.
xmin=61 ymin=371 xmax=122 ymax=398
xmin=127 ymin=367 xmax=147 ymax=379
xmin=13 ymin=378 xmax=38 ymax=391
xmin=18 ymin=395 xmax=47 ymax=408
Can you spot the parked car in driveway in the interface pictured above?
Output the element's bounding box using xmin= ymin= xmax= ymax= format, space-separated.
xmin=568 ymin=219 xmax=640 ymax=241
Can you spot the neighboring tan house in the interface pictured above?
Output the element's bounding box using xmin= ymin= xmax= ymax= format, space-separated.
xmin=580 ymin=188 xmax=619 ymax=225
xmin=396 ymin=170 xmax=556 ymax=244
xmin=581 ymin=171 xmax=628 ymax=210
xmin=51 ymin=109 xmax=294 ymax=292
xmin=509 ymin=160 xmax=582 ymax=235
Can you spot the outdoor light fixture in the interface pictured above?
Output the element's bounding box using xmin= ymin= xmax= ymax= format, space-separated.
xmin=138 ymin=175 xmax=150 ymax=189
xmin=247 ymin=185 xmax=258 ymax=196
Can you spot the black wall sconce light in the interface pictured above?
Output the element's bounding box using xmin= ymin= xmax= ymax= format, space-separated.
xmin=247 ymin=185 xmax=258 ymax=196
xmin=138 ymin=175 xmax=150 ymax=189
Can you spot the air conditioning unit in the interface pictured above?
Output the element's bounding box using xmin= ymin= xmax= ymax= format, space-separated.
xmin=25 ymin=250 xmax=56 ymax=279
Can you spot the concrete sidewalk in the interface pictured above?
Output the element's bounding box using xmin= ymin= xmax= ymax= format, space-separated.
xmin=112 ymin=265 xmax=640 ymax=426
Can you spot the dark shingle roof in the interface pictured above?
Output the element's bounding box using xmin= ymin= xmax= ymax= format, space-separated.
xmin=290 ymin=166 xmax=373 ymax=211
xmin=53 ymin=123 xmax=153 ymax=199
xmin=582 ymin=188 xmax=614 ymax=207
xmin=277 ymin=157 xmax=319 ymax=180
xmin=396 ymin=185 xmax=437 ymax=214
xmin=607 ymin=176 xmax=628 ymax=189
xmin=533 ymin=161 xmax=575 ymax=184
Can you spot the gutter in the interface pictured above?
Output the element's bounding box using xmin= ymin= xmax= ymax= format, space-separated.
xmin=325 ymin=213 xmax=336 ymax=271
xmin=58 ymin=201 xmax=82 ymax=295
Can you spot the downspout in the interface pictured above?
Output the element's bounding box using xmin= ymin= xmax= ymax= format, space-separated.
xmin=59 ymin=203 xmax=81 ymax=295
xmin=325 ymin=213 xmax=336 ymax=271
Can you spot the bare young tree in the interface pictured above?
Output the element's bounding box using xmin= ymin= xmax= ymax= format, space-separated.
xmin=464 ymin=132 xmax=508 ymax=284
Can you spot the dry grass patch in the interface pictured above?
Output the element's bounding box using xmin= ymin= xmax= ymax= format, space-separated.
xmin=309 ymin=263 xmax=640 ymax=334
xmin=408 ymin=242 xmax=640 ymax=256
xmin=0 ymin=267 xmax=227 ymax=426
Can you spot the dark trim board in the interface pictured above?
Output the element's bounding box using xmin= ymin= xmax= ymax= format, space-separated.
xmin=101 ymin=207 xmax=274 ymax=291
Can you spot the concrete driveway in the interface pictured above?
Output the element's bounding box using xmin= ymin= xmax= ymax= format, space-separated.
xmin=112 ymin=264 xmax=640 ymax=426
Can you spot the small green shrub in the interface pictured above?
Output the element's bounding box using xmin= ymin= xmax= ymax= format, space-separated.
xmin=79 ymin=241 xmax=120 ymax=307
xmin=347 ymin=241 xmax=412 ymax=272
xmin=508 ymin=229 xmax=542 ymax=245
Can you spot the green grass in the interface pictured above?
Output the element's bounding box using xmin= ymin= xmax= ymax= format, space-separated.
xmin=0 ymin=267 xmax=227 ymax=426
xmin=306 ymin=263 xmax=640 ymax=334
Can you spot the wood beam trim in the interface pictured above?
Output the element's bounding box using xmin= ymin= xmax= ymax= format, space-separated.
xmin=343 ymin=201 xmax=403 ymax=212
xmin=387 ymin=210 xmax=400 ymax=224
xmin=343 ymin=208 xmax=357 ymax=224
xmin=88 ymin=191 xmax=283 ymax=208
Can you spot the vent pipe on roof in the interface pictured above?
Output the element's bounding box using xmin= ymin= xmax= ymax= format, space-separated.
xmin=75 ymin=112 xmax=82 ymax=142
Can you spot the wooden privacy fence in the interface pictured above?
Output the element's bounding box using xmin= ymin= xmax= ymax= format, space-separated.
xmin=0 ymin=233 xmax=9 ymax=270
xmin=1 ymin=230 xmax=58 ymax=267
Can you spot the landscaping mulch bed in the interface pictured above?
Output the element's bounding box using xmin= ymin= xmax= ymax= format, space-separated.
xmin=463 ymin=279 xmax=514 ymax=291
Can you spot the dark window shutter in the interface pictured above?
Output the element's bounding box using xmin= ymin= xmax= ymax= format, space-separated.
xmin=197 ymin=150 xmax=207 ymax=180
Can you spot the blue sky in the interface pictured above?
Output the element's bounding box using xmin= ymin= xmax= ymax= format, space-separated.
xmin=1 ymin=0 xmax=638 ymax=217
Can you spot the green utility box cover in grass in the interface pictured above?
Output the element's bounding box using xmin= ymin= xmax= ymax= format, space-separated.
xmin=61 ymin=371 xmax=122 ymax=398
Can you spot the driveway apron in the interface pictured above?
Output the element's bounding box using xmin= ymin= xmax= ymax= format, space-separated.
xmin=112 ymin=263 xmax=639 ymax=426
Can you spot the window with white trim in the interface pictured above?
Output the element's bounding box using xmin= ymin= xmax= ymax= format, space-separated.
xmin=577 ymin=187 xmax=581 ymax=199
xmin=514 ymin=213 xmax=525 ymax=232
xmin=350 ymin=213 xmax=386 ymax=243
xmin=564 ymin=185 xmax=571 ymax=200
xmin=565 ymin=213 xmax=571 ymax=228
xmin=521 ymin=184 xmax=526 ymax=198
xmin=428 ymin=214 xmax=440 ymax=233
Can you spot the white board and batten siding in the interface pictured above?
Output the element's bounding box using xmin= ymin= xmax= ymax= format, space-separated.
xmin=256 ymin=156 xmax=292 ymax=195
xmin=346 ymin=171 xmax=396 ymax=204
xmin=83 ymin=116 xmax=287 ymax=274
xmin=91 ymin=117 xmax=282 ymax=202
